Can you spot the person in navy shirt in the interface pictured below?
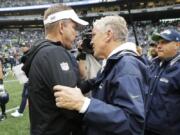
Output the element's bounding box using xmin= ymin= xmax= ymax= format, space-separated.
xmin=145 ymin=29 xmax=180 ymax=135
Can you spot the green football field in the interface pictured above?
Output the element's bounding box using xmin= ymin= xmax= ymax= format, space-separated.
xmin=0 ymin=71 xmax=30 ymax=135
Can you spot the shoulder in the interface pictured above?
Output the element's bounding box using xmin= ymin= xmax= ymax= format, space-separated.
xmin=118 ymin=55 xmax=144 ymax=68
xmin=115 ymin=55 xmax=147 ymax=75
xmin=170 ymin=54 xmax=180 ymax=66
xmin=37 ymin=44 xmax=66 ymax=58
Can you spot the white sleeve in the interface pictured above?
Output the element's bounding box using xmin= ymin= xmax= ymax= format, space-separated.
xmin=79 ymin=97 xmax=91 ymax=113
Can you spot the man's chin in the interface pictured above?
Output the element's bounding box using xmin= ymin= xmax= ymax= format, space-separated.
xmin=94 ymin=53 xmax=103 ymax=60
xmin=158 ymin=55 xmax=165 ymax=60
xmin=65 ymin=44 xmax=73 ymax=50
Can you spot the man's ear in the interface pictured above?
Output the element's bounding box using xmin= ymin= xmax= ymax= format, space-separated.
xmin=58 ymin=21 xmax=64 ymax=34
xmin=176 ymin=42 xmax=180 ymax=47
xmin=105 ymin=29 xmax=113 ymax=42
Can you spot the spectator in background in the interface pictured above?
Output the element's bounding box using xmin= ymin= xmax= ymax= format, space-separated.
xmin=137 ymin=42 xmax=158 ymax=65
xmin=9 ymin=55 xmax=15 ymax=70
xmin=76 ymin=39 xmax=101 ymax=80
xmin=0 ymin=58 xmax=9 ymax=121
xmin=11 ymin=43 xmax=30 ymax=118
xmin=53 ymin=16 xmax=148 ymax=135
xmin=22 ymin=4 xmax=88 ymax=135
xmin=148 ymin=41 xmax=158 ymax=61
xmin=145 ymin=29 xmax=180 ymax=135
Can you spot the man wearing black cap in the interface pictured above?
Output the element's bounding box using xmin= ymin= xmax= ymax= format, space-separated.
xmin=22 ymin=3 xmax=88 ymax=135
xmin=145 ymin=29 xmax=180 ymax=135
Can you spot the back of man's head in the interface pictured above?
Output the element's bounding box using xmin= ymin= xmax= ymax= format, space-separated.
xmin=93 ymin=16 xmax=128 ymax=42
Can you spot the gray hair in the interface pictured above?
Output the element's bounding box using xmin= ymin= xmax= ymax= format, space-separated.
xmin=93 ymin=16 xmax=128 ymax=42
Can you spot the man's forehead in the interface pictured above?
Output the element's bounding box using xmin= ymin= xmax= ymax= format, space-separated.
xmin=69 ymin=20 xmax=83 ymax=30
xmin=158 ymin=39 xmax=168 ymax=42
xmin=158 ymin=39 xmax=174 ymax=44
xmin=64 ymin=19 xmax=75 ymax=25
xmin=71 ymin=20 xmax=78 ymax=27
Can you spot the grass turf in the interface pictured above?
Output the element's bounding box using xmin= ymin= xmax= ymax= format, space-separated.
xmin=0 ymin=71 xmax=30 ymax=135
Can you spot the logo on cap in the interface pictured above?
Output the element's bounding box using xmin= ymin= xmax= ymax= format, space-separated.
xmin=161 ymin=30 xmax=171 ymax=35
xmin=152 ymin=29 xmax=180 ymax=42
xmin=50 ymin=16 xmax=56 ymax=21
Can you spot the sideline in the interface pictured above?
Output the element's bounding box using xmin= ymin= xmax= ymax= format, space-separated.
xmin=2 ymin=79 xmax=20 ymax=114
xmin=0 ymin=106 xmax=19 ymax=114
xmin=6 ymin=106 xmax=19 ymax=113
xmin=4 ymin=80 xmax=18 ymax=83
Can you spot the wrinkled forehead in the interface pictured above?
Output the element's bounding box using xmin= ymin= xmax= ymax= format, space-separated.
xmin=60 ymin=19 xmax=77 ymax=28
xmin=91 ymin=28 xmax=98 ymax=36
xmin=158 ymin=39 xmax=177 ymax=46
xmin=92 ymin=26 xmax=101 ymax=33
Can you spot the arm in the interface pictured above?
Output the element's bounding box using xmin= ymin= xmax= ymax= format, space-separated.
xmin=36 ymin=46 xmax=81 ymax=119
xmin=54 ymin=58 xmax=146 ymax=135
xmin=38 ymin=46 xmax=78 ymax=88
xmin=83 ymin=74 xmax=145 ymax=134
xmin=53 ymin=74 xmax=145 ymax=134
xmin=78 ymin=78 xmax=96 ymax=94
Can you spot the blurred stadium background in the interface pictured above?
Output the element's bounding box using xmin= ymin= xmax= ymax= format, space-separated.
xmin=0 ymin=0 xmax=179 ymax=134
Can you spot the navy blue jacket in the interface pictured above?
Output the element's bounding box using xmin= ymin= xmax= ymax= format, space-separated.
xmin=81 ymin=50 xmax=148 ymax=135
xmin=146 ymin=54 xmax=180 ymax=135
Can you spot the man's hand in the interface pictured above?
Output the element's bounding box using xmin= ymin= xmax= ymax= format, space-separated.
xmin=53 ymin=85 xmax=86 ymax=111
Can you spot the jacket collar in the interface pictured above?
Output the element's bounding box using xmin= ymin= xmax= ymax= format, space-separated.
xmin=101 ymin=42 xmax=138 ymax=73
xmin=102 ymin=42 xmax=138 ymax=68
xmin=108 ymin=42 xmax=138 ymax=59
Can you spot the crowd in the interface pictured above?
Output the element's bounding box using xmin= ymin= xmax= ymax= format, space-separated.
xmin=0 ymin=0 xmax=59 ymax=8
xmin=0 ymin=0 xmax=93 ymax=8
xmin=0 ymin=20 xmax=179 ymax=65
xmin=0 ymin=29 xmax=44 ymax=47
xmin=128 ymin=20 xmax=180 ymax=46
xmin=0 ymin=21 xmax=179 ymax=47
xmin=0 ymin=0 xmax=178 ymax=8
xmin=0 ymin=29 xmax=44 ymax=71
